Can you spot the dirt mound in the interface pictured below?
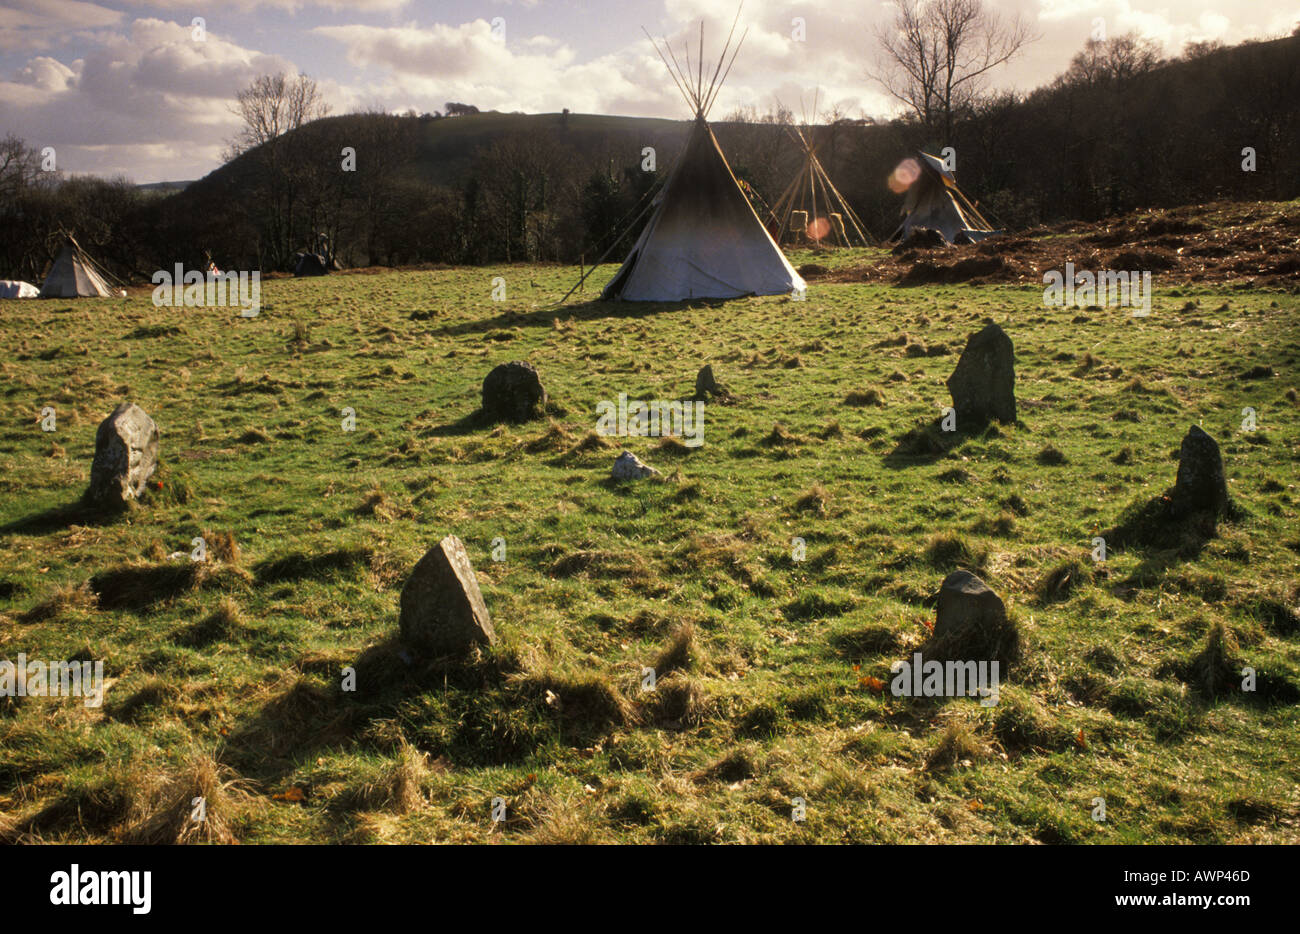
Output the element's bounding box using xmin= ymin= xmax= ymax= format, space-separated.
xmin=897 ymin=255 xmax=1013 ymax=285
xmin=1107 ymin=249 xmax=1178 ymax=271
xmin=891 ymin=227 xmax=948 ymax=254
xmin=836 ymin=199 xmax=1300 ymax=288
xmin=977 ymin=236 xmax=1031 ymax=254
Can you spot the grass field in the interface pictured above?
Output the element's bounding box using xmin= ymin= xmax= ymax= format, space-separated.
xmin=1 ymin=238 xmax=1298 ymax=844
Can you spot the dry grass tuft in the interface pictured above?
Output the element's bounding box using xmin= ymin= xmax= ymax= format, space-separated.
xmin=18 ymin=581 xmax=97 ymax=623
xmin=350 ymin=741 xmax=430 ymax=814
xmin=844 ymin=388 xmax=885 ymax=407
xmin=202 ymin=529 xmax=241 ymax=565
xmin=926 ymin=719 xmax=993 ymax=771
xmin=652 ymin=623 xmax=696 ymax=676
xmin=124 ymin=753 xmax=255 ymax=844
xmin=1034 ymin=559 xmax=1092 ymax=603
xmin=794 ymin=482 xmax=830 ymax=515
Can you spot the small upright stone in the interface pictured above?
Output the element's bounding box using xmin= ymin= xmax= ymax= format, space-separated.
xmin=482 ymin=361 xmax=546 ymax=423
xmin=694 ymin=364 xmax=725 ymax=400
xmin=1171 ymin=425 xmax=1229 ymax=517
xmin=946 ymin=323 xmax=1016 ymax=424
xmin=86 ymin=402 xmax=159 ymax=507
xmin=611 ymin=450 xmax=659 ymax=480
xmin=399 ymin=535 xmax=496 ymax=656
xmin=927 ymin=570 xmax=1021 ymax=671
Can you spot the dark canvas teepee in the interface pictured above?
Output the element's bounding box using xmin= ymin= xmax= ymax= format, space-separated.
xmin=39 ymin=236 xmax=113 ymax=298
xmin=888 ymin=152 xmax=997 ymax=244
xmin=600 ymin=15 xmax=804 ymax=302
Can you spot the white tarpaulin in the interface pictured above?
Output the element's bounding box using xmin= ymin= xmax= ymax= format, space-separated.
xmin=0 ymin=280 xmax=39 ymax=299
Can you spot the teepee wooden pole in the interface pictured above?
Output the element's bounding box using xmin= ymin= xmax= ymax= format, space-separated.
xmin=644 ymin=29 xmax=693 ymax=111
xmin=556 ymin=195 xmax=658 ymax=304
xmin=770 ymin=170 xmax=803 ymax=243
xmin=705 ymin=4 xmax=743 ymax=107
xmin=703 ymin=27 xmax=746 ymax=116
xmin=698 ymin=22 xmax=704 ymax=107
xmin=816 ymin=156 xmax=874 ymax=245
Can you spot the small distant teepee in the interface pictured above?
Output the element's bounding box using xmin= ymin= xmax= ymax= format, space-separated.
xmin=596 ymin=10 xmax=805 ymax=302
xmin=888 ymin=152 xmax=997 ymax=244
xmin=39 ymin=235 xmax=113 ymax=298
xmin=767 ymin=96 xmax=873 ymax=249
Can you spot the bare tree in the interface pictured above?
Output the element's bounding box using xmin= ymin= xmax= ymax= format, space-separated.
xmin=227 ymin=72 xmax=331 ymax=158
xmin=1065 ymin=33 xmax=1163 ymax=86
xmin=871 ymin=0 xmax=1035 ymax=141
xmin=223 ymin=72 xmax=331 ymax=267
xmin=1183 ymin=39 xmax=1225 ymax=61
xmin=0 ymin=134 xmax=44 ymax=204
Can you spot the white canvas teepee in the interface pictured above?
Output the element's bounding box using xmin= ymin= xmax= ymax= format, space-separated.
xmin=889 ymin=152 xmax=997 ymax=244
xmin=601 ymin=16 xmax=804 ymax=302
xmin=39 ymin=236 xmax=113 ymax=298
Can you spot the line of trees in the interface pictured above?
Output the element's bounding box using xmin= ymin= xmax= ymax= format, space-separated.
xmin=0 ymin=134 xmax=157 ymax=283
xmin=1 ymin=25 xmax=1296 ymax=284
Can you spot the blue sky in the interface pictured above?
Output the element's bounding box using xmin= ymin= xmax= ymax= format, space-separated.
xmin=1 ymin=0 xmax=1295 ymax=182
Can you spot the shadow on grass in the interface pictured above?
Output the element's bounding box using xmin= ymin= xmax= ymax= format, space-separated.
xmin=91 ymin=564 xmax=197 ymax=612
xmin=882 ymin=416 xmax=980 ymax=467
xmin=1107 ymin=493 xmax=1249 ymax=581
xmin=253 ymin=547 xmax=374 ymax=584
xmin=224 ymin=642 xmax=508 ymax=785
xmin=90 ymin=562 xmax=251 ymax=612
xmin=423 ymin=408 xmax=493 ymax=438
xmin=219 ymin=635 xmax=637 ymax=787
xmin=427 ymin=296 xmax=736 ymax=339
xmin=422 ymin=401 xmax=564 ymax=438
xmin=0 ymin=499 xmax=126 ymax=537
xmin=1156 ymin=625 xmax=1300 ymax=708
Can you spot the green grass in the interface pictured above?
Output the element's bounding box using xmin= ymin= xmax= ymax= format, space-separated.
xmin=1 ymin=247 xmax=1298 ymax=844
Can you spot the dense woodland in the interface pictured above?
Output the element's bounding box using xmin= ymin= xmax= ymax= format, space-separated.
xmin=1 ymin=32 xmax=1297 ymax=283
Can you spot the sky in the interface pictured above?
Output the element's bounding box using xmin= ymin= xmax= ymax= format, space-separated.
xmin=1 ymin=0 xmax=1296 ymax=183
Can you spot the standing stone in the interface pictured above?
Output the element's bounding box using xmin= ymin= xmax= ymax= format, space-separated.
xmin=946 ymin=323 xmax=1016 ymax=424
xmin=482 ymin=361 xmax=546 ymax=423
xmin=694 ymin=365 xmax=725 ymax=400
xmin=1171 ymin=425 xmax=1229 ymax=517
xmin=399 ymin=535 xmax=495 ymax=656
xmin=611 ymin=450 xmax=659 ymax=480
xmin=926 ymin=570 xmax=1021 ymax=670
xmin=86 ymin=402 xmax=159 ymax=507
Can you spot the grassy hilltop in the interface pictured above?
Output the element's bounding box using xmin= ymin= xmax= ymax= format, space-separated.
xmin=1 ymin=223 xmax=1298 ymax=843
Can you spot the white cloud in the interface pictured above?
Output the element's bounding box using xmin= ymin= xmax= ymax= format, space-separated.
xmin=16 ymin=55 xmax=78 ymax=91
xmin=1 ymin=1 xmax=1292 ymax=182
xmin=314 ymin=19 xmax=664 ymax=115
xmin=0 ymin=0 xmax=123 ymax=52
xmin=312 ymin=2 xmax=900 ymax=122
xmin=134 ymin=0 xmax=410 ymax=11
xmin=0 ymin=17 xmax=305 ymax=180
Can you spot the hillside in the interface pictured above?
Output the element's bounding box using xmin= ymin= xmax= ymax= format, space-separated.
xmin=410 ymin=112 xmax=688 ymax=186
xmin=182 ymin=110 xmax=697 ymax=200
